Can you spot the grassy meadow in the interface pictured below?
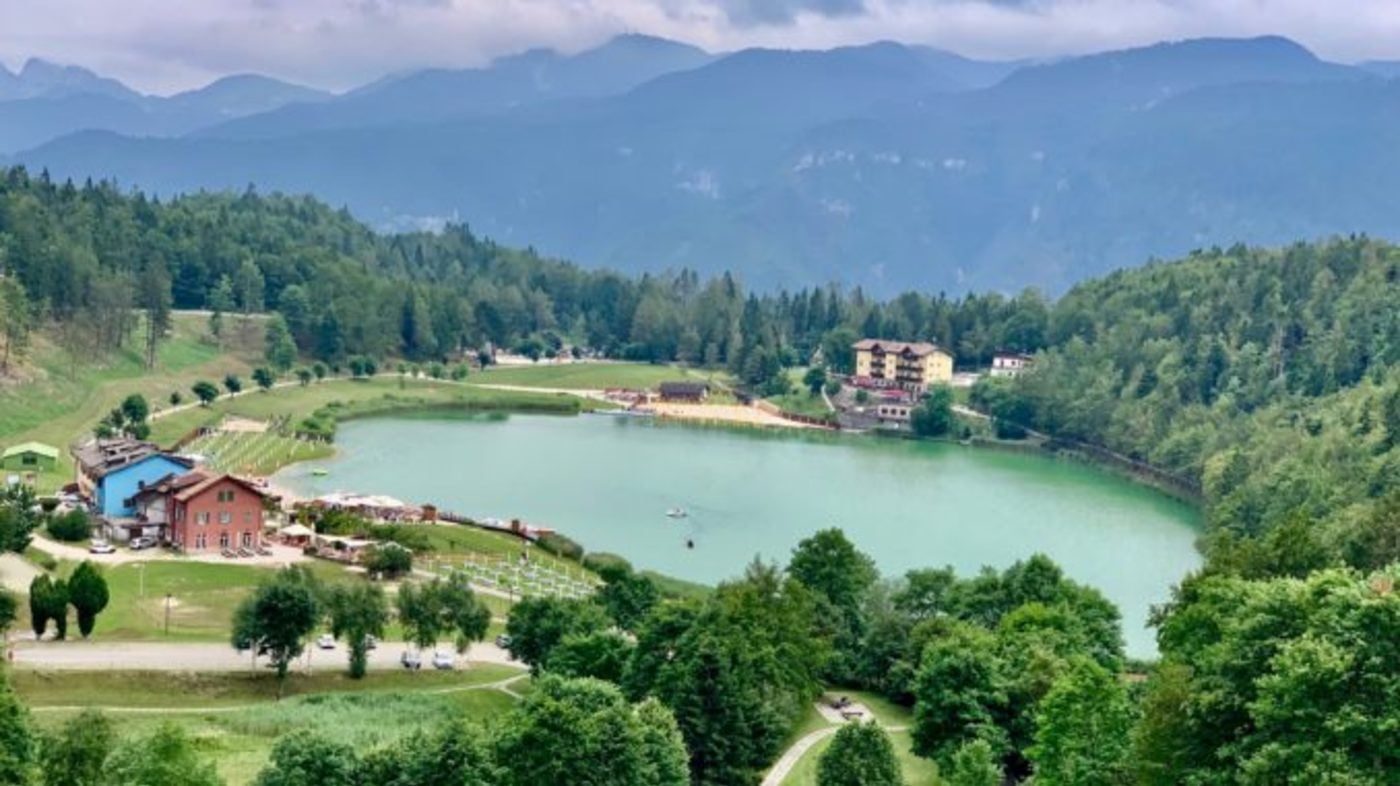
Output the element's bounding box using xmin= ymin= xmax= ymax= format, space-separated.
xmin=473 ymin=362 xmax=726 ymax=390
xmin=18 ymin=669 xmax=525 ymax=785
xmin=0 ymin=313 xmax=265 ymax=491
xmin=777 ymin=691 xmax=939 ymax=786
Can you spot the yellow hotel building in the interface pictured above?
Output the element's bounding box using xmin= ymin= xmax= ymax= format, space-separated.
xmin=852 ymin=339 xmax=954 ymax=393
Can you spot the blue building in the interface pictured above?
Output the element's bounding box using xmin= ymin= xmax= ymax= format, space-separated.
xmin=93 ymin=453 xmax=193 ymax=519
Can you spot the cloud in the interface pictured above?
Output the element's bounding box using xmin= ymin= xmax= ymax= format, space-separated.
xmin=1 ymin=0 xmax=1400 ymax=94
xmin=718 ymin=0 xmax=868 ymax=26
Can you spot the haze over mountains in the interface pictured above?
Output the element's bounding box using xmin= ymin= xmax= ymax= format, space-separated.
xmin=6 ymin=34 xmax=1400 ymax=293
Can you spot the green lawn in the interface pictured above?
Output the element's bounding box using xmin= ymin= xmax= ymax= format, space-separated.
xmin=766 ymin=391 xmax=834 ymax=420
xmin=17 ymin=558 xmax=357 ymax=642
xmin=0 ymin=314 xmax=264 ymax=492
xmin=13 ymin=664 xmax=523 ymax=707
xmin=778 ymin=692 xmax=938 ymax=786
xmin=474 ymin=362 xmax=727 ymax=390
xmin=24 ymin=672 xmax=524 ymax=786
xmin=148 ymin=378 xmax=589 ymax=448
xmin=765 ymin=368 xmax=835 ymax=420
xmin=781 ymin=729 xmax=941 ymax=786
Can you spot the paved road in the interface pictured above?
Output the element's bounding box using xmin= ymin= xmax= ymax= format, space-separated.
xmin=10 ymin=639 xmax=520 ymax=672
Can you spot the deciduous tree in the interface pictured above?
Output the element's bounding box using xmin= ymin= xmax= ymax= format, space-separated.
xmin=816 ymin=722 xmax=901 ymax=786
xmin=325 ymin=583 xmax=389 ymax=679
xmin=231 ymin=568 xmax=321 ymax=697
xmin=102 ymin=723 xmax=223 ymax=786
xmin=253 ymin=730 xmax=358 ymax=786
xmin=1028 ymin=657 xmax=1131 ymax=786
xmin=40 ymin=708 xmax=113 ymax=786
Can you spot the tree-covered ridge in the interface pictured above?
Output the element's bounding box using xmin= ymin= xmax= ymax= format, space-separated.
xmin=0 ymin=165 xmax=1048 ymax=388
xmin=975 ymin=238 xmax=1400 ymax=574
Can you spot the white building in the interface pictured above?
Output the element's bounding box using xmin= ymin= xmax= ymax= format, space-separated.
xmin=990 ymin=351 xmax=1034 ymax=378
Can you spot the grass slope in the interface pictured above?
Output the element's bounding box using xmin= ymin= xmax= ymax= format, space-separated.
xmin=0 ymin=314 xmax=264 ymax=491
xmin=779 ymin=691 xmax=939 ymax=786
xmin=21 ymin=670 xmax=523 ymax=785
xmin=473 ymin=363 xmax=725 ymax=390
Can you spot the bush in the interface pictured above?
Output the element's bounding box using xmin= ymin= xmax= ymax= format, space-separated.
xmin=535 ymin=532 xmax=584 ymax=562
xmin=994 ymin=419 xmax=1028 ymax=440
xmin=364 ymin=544 xmax=413 ymax=579
xmin=367 ymin=525 xmax=433 ymax=553
xmin=27 ymin=548 xmax=57 ymax=572
xmin=296 ymin=413 xmax=336 ymax=441
xmin=582 ymin=552 xmax=633 ymax=575
xmin=47 ymin=511 xmax=92 ymax=542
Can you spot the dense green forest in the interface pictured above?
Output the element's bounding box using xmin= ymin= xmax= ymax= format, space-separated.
xmin=5 ymin=166 xmax=1399 ymax=572
xmin=0 ymin=166 xmax=1047 ymax=393
xmin=3 ymin=165 xmax=1400 ymax=783
xmin=971 ymin=238 xmax=1400 ymax=576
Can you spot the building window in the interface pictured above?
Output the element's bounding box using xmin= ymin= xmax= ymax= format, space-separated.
xmin=219 ymin=512 xmax=232 ymax=525
xmin=241 ymin=532 xmax=252 ymax=548
xmin=195 ymin=534 xmax=206 ymax=549
xmin=219 ymin=533 xmax=230 ymax=549
xmin=196 ymin=512 xmax=209 ymax=525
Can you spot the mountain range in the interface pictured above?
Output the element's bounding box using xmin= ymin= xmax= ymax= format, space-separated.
xmin=6 ymin=34 xmax=1400 ymax=293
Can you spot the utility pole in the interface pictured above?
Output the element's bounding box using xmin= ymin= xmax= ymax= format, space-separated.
xmin=164 ymin=593 xmax=172 ymax=635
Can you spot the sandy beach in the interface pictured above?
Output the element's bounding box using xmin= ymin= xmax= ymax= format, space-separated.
xmin=645 ymin=402 xmax=817 ymax=429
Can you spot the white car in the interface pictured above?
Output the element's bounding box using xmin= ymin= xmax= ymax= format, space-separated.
xmin=128 ymin=536 xmax=156 ymax=550
xmin=400 ymin=650 xmax=423 ymax=670
xmin=88 ymin=540 xmax=115 ymax=555
xmin=431 ymin=651 xmax=455 ymax=670
xmin=316 ymin=634 xmax=335 ymax=650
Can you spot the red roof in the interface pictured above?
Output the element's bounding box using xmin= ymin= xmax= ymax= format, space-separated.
xmin=171 ymin=472 xmax=269 ymax=503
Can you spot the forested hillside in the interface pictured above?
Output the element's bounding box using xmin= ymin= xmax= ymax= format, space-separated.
xmin=974 ymin=238 xmax=1400 ymax=576
xmin=0 ymin=166 xmax=1047 ymax=393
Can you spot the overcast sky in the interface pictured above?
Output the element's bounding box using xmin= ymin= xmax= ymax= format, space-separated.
xmin=3 ymin=0 xmax=1400 ymax=94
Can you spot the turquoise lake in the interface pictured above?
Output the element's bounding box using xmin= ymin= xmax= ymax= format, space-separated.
xmin=276 ymin=412 xmax=1202 ymax=657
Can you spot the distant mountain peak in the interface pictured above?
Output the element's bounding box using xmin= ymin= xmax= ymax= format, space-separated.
xmin=0 ymin=57 xmax=138 ymax=102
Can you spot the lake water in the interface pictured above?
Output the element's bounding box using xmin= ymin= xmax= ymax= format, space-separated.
xmin=275 ymin=412 xmax=1201 ymax=657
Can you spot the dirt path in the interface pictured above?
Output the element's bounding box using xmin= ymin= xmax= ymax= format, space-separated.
xmin=0 ymin=553 xmax=43 ymax=593
xmin=761 ymin=702 xmax=910 ymax=786
xmin=762 ymin=725 xmax=840 ymax=786
xmin=11 ymin=639 xmax=518 ymax=672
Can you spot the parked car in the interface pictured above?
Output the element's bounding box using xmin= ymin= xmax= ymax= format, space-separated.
xmin=400 ymin=650 xmax=422 ymax=670
xmin=432 ymin=651 xmax=455 ymax=670
xmin=316 ymin=634 xmax=335 ymax=650
xmin=494 ymin=634 xmax=512 ymax=649
xmin=88 ymin=540 xmax=115 ymax=555
xmin=363 ymin=634 xmax=378 ymax=651
xmin=129 ymin=536 xmax=156 ymax=550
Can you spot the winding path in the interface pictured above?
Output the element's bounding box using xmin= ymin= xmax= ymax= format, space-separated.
xmin=760 ymin=706 xmax=909 ymax=786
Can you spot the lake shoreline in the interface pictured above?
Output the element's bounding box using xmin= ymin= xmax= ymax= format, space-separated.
xmin=274 ymin=395 xmax=1207 ymax=512
xmin=276 ymin=411 xmax=1203 ymax=658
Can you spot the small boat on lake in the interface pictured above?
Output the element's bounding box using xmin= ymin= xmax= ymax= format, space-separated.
xmin=666 ymin=507 xmax=688 ymax=519
xmin=311 ymin=468 xmax=329 ymax=477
